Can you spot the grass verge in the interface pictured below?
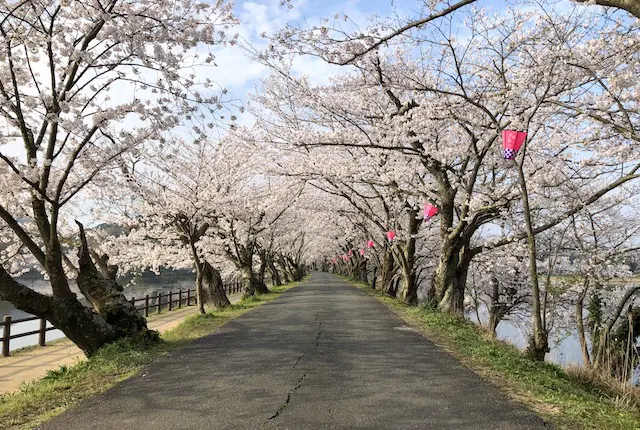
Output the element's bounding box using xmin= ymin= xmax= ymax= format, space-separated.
xmin=350 ymin=280 xmax=640 ymax=430
xmin=0 ymin=282 xmax=300 ymax=430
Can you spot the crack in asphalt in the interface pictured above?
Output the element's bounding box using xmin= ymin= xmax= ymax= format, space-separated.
xmin=267 ymin=372 xmax=308 ymax=421
xmin=291 ymin=353 xmax=305 ymax=370
xmin=266 ymin=314 xmax=323 ymax=423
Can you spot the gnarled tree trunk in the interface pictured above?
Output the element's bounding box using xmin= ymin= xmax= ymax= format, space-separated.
xmin=201 ymin=261 xmax=231 ymax=309
xmin=434 ymin=239 xmax=472 ymax=315
xmin=1 ymin=223 xmax=156 ymax=357
xmin=240 ymin=263 xmax=269 ymax=298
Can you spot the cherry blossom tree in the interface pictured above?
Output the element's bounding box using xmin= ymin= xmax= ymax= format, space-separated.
xmin=0 ymin=0 xmax=237 ymax=355
xmin=252 ymin=3 xmax=640 ymax=362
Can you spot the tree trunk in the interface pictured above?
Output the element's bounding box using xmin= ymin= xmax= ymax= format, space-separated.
xmin=281 ymin=265 xmax=291 ymax=284
xmin=240 ymin=263 xmax=269 ymax=298
xmin=241 ymin=264 xmax=256 ymax=298
xmin=357 ymin=258 xmax=368 ymax=284
xmin=576 ymin=298 xmax=591 ymax=368
xmin=255 ymin=277 xmax=270 ymax=294
xmin=195 ymin=262 xmax=206 ymax=314
xmin=0 ymin=269 xmax=119 ymax=357
xmin=575 ymin=279 xmax=591 ymax=367
xmin=400 ymin=265 xmax=418 ymax=305
xmin=516 ymin=161 xmax=549 ymax=362
xmin=1 ymin=224 xmax=156 ymax=357
xmin=258 ymin=250 xmax=268 ymax=285
xmin=75 ymin=222 xmax=152 ymax=340
xmin=380 ymin=249 xmax=398 ymax=297
xmin=434 ymin=241 xmax=470 ymax=315
xmin=398 ymin=208 xmax=420 ymax=305
xmin=187 ymin=237 xmax=207 ymax=315
xmin=202 ymin=261 xmax=231 ymax=309
xmin=488 ymin=276 xmax=505 ymax=338
xmin=268 ymin=258 xmax=283 ymax=286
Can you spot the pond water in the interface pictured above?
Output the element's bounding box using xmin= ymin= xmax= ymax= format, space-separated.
xmin=467 ymin=307 xmax=585 ymax=367
xmin=1 ymin=270 xmax=196 ymax=353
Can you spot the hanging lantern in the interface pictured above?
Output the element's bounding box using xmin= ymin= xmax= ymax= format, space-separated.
xmin=501 ymin=130 xmax=527 ymax=160
xmin=359 ymin=249 xmax=366 ymax=256
xmin=348 ymin=249 xmax=353 ymax=257
xmin=423 ymin=203 xmax=439 ymax=221
xmin=386 ymin=230 xmax=396 ymax=242
xmin=366 ymin=240 xmax=375 ymax=249
xmin=342 ymin=255 xmax=350 ymax=262
xmin=331 ymin=258 xmax=337 ymax=264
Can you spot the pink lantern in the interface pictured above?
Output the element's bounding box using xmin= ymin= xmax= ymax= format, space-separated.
xmin=359 ymin=249 xmax=366 ymax=256
xmin=423 ymin=203 xmax=439 ymax=221
xmin=501 ymin=130 xmax=527 ymax=160
xmin=348 ymin=249 xmax=353 ymax=256
xmin=386 ymin=230 xmax=396 ymax=242
xmin=342 ymin=255 xmax=350 ymax=262
xmin=331 ymin=258 xmax=337 ymax=264
xmin=366 ymin=240 xmax=375 ymax=248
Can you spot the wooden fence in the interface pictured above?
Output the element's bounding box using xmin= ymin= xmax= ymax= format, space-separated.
xmin=1 ymin=281 xmax=243 ymax=357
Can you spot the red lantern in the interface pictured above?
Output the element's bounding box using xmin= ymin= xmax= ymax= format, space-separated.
xmin=386 ymin=231 xmax=396 ymax=242
xmin=366 ymin=240 xmax=375 ymax=248
xmin=502 ymin=130 xmax=527 ymax=160
xmin=423 ymin=203 xmax=439 ymax=221
xmin=359 ymin=249 xmax=365 ymax=256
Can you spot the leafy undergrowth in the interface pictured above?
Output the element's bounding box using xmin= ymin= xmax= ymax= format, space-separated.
xmin=352 ymin=281 xmax=640 ymax=430
xmin=0 ymin=282 xmax=300 ymax=430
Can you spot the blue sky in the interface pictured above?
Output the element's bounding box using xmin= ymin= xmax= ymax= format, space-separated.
xmin=218 ymin=0 xmax=580 ymax=114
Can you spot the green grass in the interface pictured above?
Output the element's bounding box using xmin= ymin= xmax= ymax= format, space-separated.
xmin=350 ymin=280 xmax=640 ymax=430
xmin=0 ymin=282 xmax=300 ymax=430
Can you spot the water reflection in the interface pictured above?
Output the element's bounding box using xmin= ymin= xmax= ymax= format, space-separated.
xmin=467 ymin=307 xmax=585 ymax=367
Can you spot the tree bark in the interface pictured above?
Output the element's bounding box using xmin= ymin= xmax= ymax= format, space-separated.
xmin=0 ymin=266 xmax=118 ymax=357
xmin=515 ymin=161 xmax=549 ymax=362
xmin=268 ymin=257 xmax=283 ymax=286
xmin=187 ymin=238 xmax=207 ymax=315
xmin=240 ymin=263 xmax=269 ymax=297
xmin=576 ymin=290 xmax=591 ymax=368
xmin=0 ymin=224 xmax=156 ymax=357
xmin=201 ymin=261 xmax=231 ymax=309
xmin=397 ymin=208 xmax=420 ymax=305
xmin=488 ymin=276 xmax=505 ymax=337
xmin=75 ymin=222 xmax=152 ymax=340
xmin=434 ymin=240 xmax=472 ymax=315
xmin=380 ymin=248 xmax=398 ymax=297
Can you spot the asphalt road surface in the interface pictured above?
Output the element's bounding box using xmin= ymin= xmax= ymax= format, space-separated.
xmin=41 ymin=272 xmax=549 ymax=429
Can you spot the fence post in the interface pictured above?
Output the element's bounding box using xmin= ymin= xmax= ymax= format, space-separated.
xmin=130 ymin=297 xmax=135 ymax=309
xmin=187 ymin=289 xmax=191 ymax=306
xmin=157 ymin=292 xmax=162 ymax=314
xmin=39 ymin=318 xmax=46 ymax=347
xmin=169 ymin=291 xmax=173 ymax=311
xmin=178 ymin=289 xmax=182 ymax=308
xmin=144 ymin=295 xmax=150 ymax=318
xmin=2 ymin=316 xmax=11 ymax=357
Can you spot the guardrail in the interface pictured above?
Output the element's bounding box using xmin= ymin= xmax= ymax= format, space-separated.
xmin=1 ymin=281 xmax=243 ymax=357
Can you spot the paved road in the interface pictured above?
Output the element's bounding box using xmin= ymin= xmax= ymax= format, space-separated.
xmin=41 ymin=272 xmax=549 ymax=429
